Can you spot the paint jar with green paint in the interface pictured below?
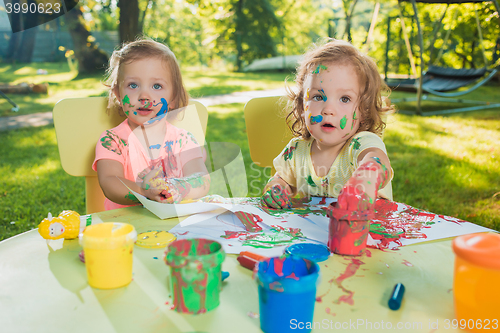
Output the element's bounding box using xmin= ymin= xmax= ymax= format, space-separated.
xmin=164 ymin=238 xmax=225 ymax=314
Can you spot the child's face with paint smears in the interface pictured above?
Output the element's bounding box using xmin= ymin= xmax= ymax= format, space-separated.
xmin=302 ymin=63 xmax=361 ymax=149
xmin=115 ymin=57 xmax=174 ymax=130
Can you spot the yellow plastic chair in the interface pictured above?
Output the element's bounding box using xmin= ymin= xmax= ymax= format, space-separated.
xmin=53 ymin=97 xmax=208 ymax=214
xmin=244 ymin=96 xmax=293 ymax=173
xmin=244 ymin=95 xmax=393 ymax=200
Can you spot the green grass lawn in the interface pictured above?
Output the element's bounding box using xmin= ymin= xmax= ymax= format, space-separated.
xmin=1 ymin=63 xmax=499 ymax=241
xmin=0 ymin=62 xmax=292 ymax=117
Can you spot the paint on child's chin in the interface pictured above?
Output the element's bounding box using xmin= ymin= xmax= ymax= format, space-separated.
xmin=125 ymin=111 xmax=129 ymax=116
xmin=310 ymin=114 xmax=323 ymax=125
xmin=319 ymin=89 xmax=327 ymax=101
xmin=133 ymin=111 xmax=138 ymax=115
xmin=340 ymin=115 xmax=348 ymax=129
xmin=312 ymin=64 xmax=328 ymax=74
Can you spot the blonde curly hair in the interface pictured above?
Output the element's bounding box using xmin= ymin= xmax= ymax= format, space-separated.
xmin=286 ymin=38 xmax=394 ymax=139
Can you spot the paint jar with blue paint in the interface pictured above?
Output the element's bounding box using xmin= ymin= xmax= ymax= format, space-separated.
xmin=255 ymin=255 xmax=320 ymax=333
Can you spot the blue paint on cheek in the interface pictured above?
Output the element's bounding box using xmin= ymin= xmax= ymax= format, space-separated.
xmin=310 ymin=115 xmax=323 ymax=125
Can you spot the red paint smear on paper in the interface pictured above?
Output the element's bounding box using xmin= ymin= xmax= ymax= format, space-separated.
xmin=367 ymin=199 xmax=459 ymax=250
xmin=319 ymin=197 xmax=327 ymax=205
xmin=221 ymin=230 xmax=249 ymax=239
xmin=234 ymin=211 xmax=263 ymax=232
xmin=177 ymin=231 xmax=189 ymax=236
xmin=365 ymin=249 xmax=372 ymax=257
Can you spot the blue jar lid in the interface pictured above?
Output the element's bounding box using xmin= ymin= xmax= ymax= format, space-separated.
xmin=285 ymin=243 xmax=331 ymax=262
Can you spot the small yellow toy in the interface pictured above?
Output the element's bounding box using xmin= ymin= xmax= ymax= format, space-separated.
xmin=38 ymin=210 xmax=82 ymax=240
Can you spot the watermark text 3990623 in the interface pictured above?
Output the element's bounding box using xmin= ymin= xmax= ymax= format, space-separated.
xmin=4 ymin=0 xmax=79 ymax=33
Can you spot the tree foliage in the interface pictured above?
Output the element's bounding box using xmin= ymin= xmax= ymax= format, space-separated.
xmin=79 ymin=0 xmax=499 ymax=73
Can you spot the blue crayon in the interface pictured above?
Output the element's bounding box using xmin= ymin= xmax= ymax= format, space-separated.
xmin=221 ymin=271 xmax=230 ymax=281
xmin=388 ymin=283 xmax=405 ymax=310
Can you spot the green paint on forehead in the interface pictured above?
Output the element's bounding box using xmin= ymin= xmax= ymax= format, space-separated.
xmin=312 ymin=64 xmax=328 ymax=74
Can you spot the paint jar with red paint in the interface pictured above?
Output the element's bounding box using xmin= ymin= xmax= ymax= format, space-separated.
xmin=327 ymin=204 xmax=374 ymax=256
xmin=164 ymin=238 xmax=225 ymax=314
xmin=255 ymin=255 xmax=320 ymax=333
xmin=452 ymin=233 xmax=500 ymax=332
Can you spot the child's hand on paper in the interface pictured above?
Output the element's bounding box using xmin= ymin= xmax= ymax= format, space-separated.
xmin=141 ymin=167 xmax=179 ymax=203
xmin=261 ymin=183 xmax=292 ymax=209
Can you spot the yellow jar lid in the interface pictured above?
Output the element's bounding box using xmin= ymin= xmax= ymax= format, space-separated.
xmin=80 ymin=222 xmax=137 ymax=249
xmin=136 ymin=231 xmax=176 ymax=249
xmin=452 ymin=233 xmax=500 ymax=270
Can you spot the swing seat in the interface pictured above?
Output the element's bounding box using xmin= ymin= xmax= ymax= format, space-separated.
xmin=422 ymin=65 xmax=488 ymax=92
xmin=387 ymin=66 xmax=491 ymax=92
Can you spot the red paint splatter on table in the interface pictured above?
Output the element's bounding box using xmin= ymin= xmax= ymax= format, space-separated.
xmin=402 ymin=259 xmax=413 ymax=267
xmin=325 ymin=307 xmax=336 ymax=316
xmin=330 ymin=258 xmax=365 ymax=305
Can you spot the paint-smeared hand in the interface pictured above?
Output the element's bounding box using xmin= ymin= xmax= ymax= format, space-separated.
xmin=141 ymin=167 xmax=178 ymax=203
xmin=337 ymin=158 xmax=388 ymax=212
xmin=261 ymin=184 xmax=292 ymax=209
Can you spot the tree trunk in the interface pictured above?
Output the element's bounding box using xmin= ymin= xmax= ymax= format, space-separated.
xmin=5 ymin=0 xmax=22 ymax=62
xmin=235 ymin=0 xmax=244 ymax=71
xmin=64 ymin=1 xmax=109 ymax=74
xmin=16 ymin=1 xmax=39 ymax=63
xmin=118 ymin=0 xmax=140 ymax=44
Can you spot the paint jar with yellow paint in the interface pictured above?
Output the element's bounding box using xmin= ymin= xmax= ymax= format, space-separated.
xmin=80 ymin=222 xmax=137 ymax=289
xmin=452 ymin=233 xmax=500 ymax=332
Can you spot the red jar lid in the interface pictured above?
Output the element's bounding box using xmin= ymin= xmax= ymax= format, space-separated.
xmin=452 ymin=233 xmax=500 ymax=270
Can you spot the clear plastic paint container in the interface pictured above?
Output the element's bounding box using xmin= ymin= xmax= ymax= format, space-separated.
xmin=255 ymin=255 xmax=320 ymax=333
xmin=327 ymin=204 xmax=373 ymax=256
xmin=164 ymin=238 xmax=225 ymax=314
xmin=79 ymin=222 xmax=137 ymax=289
xmin=452 ymin=233 xmax=500 ymax=332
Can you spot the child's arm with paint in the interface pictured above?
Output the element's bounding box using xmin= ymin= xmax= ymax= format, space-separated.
xmin=336 ymin=148 xmax=392 ymax=211
xmin=261 ymin=174 xmax=295 ymax=209
xmin=141 ymin=157 xmax=210 ymax=203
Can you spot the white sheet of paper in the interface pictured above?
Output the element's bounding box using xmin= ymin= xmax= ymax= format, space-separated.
xmin=127 ymin=187 xmax=223 ymax=219
xmin=168 ymin=198 xmax=497 ymax=255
